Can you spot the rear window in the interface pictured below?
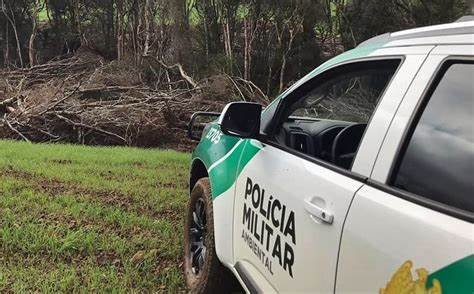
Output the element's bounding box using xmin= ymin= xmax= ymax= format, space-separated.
xmin=391 ymin=61 xmax=474 ymax=213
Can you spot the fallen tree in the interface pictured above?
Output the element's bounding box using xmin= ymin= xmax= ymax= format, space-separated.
xmin=0 ymin=50 xmax=270 ymax=150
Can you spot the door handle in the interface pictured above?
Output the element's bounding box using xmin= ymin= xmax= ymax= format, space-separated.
xmin=304 ymin=198 xmax=333 ymax=224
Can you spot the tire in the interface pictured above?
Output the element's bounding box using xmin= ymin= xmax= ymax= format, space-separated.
xmin=183 ymin=178 xmax=241 ymax=293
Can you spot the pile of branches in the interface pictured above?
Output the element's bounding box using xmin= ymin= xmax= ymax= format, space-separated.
xmin=0 ymin=50 xmax=269 ymax=150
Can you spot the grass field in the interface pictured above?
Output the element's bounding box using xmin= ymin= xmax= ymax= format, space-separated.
xmin=0 ymin=140 xmax=190 ymax=292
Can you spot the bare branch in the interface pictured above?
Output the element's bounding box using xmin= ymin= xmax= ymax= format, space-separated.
xmin=2 ymin=114 xmax=30 ymax=142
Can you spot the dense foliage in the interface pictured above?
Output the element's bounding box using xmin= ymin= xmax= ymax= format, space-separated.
xmin=1 ymin=0 xmax=470 ymax=96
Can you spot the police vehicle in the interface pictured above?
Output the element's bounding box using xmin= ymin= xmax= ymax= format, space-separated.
xmin=184 ymin=18 xmax=474 ymax=293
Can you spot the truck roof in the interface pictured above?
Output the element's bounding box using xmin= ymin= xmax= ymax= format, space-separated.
xmin=358 ymin=16 xmax=474 ymax=48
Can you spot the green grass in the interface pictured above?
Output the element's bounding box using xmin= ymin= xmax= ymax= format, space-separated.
xmin=0 ymin=140 xmax=190 ymax=292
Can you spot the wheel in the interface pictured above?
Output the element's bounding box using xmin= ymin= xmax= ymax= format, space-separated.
xmin=183 ymin=178 xmax=241 ymax=293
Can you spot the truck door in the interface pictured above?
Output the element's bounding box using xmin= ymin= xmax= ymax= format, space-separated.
xmin=336 ymin=47 xmax=474 ymax=293
xmin=231 ymin=51 xmax=428 ymax=292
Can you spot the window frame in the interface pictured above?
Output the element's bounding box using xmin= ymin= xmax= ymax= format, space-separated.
xmin=260 ymin=57 xmax=403 ymax=181
xmin=373 ymin=57 xmax=474 ymax=223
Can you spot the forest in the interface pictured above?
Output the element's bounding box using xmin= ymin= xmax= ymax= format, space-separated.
xmin=0 ymin=0 xmax=470 ymax=148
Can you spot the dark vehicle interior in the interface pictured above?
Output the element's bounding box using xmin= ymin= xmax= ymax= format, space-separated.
xmin=271 ymin=59 xmax=400 ymax=170
xmin=275 ymin=118 xmax=366 ymax=169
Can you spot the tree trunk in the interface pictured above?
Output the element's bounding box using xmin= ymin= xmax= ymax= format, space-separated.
xmin=116 ymin=0 xmax=124 ymax=60
xmin=279 ymin=55 xmax=287 ymax=93
xmin=203 ymin=9 xmax=209 ymax=61
xmin=1 ymin=0 xmax=23 ymax=67
xmin=4 ymin=19 xmax=9 ymax=65
xmin=105 ymin=0 xmax=114 ymax=53
xmin=134 ymin=1 xmax=142 ymax=64
xmin=244 ymin=17 xmax=249 ymax=80
xmin=279 ymin=25 xmax=298 ymax=92
xmin=143 ymin=0 xmax=152 ymax=56
xmin=29 ymin=1 xmax=38 ymax=67
xmin=225 ymin=21 xmax=232 ymax=61
xmin=222 ymin=20 xmax=232 ymax=72
xmin=169 ymin=0 xmax=191 ymax=66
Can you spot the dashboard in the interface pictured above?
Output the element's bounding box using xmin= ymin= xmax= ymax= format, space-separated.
xmin=279 ymin=117 xmax=366 ymax=168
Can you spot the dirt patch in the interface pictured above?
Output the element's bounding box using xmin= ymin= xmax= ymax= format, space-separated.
xmin=132 ymin=162 xmax=147 ymax=168
xmin=96 ymin=251 xmax=121 ymax=268
xmin=152 ymin=206 xmax=184 ymax=225
xmin=1 ymin=165 xmax=36 ymax=180
xmin=154 ymin=181 xmax=178 ymax=189
xmin=1 ymin=167 xmax=186 ymax=227
xmin=0 ymin=167 xmax=166 ymax=218
xmin=49 ymin=159 xmax=74 ymax=165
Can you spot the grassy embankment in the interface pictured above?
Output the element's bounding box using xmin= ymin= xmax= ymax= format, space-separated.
xmin=0 ymin=140 xmax=190 ymax=292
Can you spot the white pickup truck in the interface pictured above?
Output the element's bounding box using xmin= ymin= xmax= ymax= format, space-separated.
xmin=184 ymin=18 xmax=474 ymax=293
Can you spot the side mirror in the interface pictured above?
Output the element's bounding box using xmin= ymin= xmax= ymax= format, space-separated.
xmin=188 ymin=112 xmax=221 ymax=141
xmin=219 ymin=102 xmax=262 ymax=138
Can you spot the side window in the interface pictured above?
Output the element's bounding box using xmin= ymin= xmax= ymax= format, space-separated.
xmin=392 ymin=61 xmax=474 ymax=213
xmin=289 ymin=67 xmax=395 ymax=122
xmin=274 ymin=60 xmax=400 ymax=169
